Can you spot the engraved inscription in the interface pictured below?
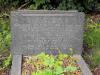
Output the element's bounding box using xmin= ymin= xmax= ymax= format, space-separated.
xmin=11 ymin=11 xmax=84 ymax=55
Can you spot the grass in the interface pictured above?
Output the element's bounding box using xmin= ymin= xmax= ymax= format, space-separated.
xmin=83 ymin=14 xmax=100 ymax=69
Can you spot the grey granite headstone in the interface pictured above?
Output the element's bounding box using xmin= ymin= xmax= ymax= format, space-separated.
xmin=11 ymin=10 xmax=93 ymax=75
xmin=11 ymin=10 xmax=85 ymax=55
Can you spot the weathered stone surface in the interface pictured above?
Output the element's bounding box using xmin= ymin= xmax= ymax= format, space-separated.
xmin=11 ymin=10 xmax=84 ymax=55
xmin=11 ymin=55 xmax=22 ymax=75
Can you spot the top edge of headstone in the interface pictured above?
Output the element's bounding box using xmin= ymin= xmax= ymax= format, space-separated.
xmin=11 ymin=10 xmax=84 ymax=16
xmin=11 ymin=10 xmax=82 ymax=14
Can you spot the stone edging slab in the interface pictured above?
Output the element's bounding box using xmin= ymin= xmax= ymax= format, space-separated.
xmin=73 ymin=55 xmax=93 ymax=75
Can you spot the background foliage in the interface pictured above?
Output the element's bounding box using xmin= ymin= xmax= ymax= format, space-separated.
xmin=0 ymin=14 xmax=10 ymax=51
xmin=0 ymin=0 xmax=99 ymax=12
xmin=83 ymin=15 xmax=100 ymax=69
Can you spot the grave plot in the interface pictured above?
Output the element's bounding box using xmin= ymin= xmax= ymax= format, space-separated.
xmin=22 ymin=53 xmax=83 ymax=75
xmin=10 ymin=10 xmax=92 ymax=75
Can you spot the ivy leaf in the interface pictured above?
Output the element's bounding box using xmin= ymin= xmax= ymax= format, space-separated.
xmin=55 ymin=66 xmax=63 ymax=75
xmin=64 ymin=66 xmax=77 ymax=72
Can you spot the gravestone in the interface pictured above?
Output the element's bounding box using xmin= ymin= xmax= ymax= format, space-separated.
xmin=11 ymin=10 xmax=84 ymax=55
xmin=10 ymin=10 xmax=92 ymax=75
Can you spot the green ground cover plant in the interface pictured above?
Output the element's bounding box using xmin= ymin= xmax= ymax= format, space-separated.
xmin=22 ymin=52 xmax=82 ymax=75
